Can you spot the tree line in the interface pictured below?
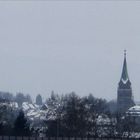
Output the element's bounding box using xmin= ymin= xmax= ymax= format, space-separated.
xmin=0 ymin=91 xmax=139 ymax=138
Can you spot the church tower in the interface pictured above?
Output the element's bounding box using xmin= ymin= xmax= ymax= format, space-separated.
xmin=117 ymin=50 xmax=135 ymax=113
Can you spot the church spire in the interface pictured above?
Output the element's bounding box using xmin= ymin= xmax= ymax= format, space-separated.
xmin=121 ymin=50 xmax=129 ymax=83
xmin=117 ymin=50 xmax=134 ymax=113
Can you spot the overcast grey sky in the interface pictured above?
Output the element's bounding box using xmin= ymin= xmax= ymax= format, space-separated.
xmin=0 ymin=1 xmax=140 ymax=101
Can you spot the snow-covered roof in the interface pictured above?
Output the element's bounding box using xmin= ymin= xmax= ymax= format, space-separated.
xmin=128 ymin=105 xmax=140 ymax=111
xmin=126 ymin=105 xmax=140 ymax=116
xmin=21 ymin=102 xmax=59 ymax=122
xmin=41 ymin=104 xmax=48 ymax=110
xmin=0 ymin=101 xmax=61 ymax=124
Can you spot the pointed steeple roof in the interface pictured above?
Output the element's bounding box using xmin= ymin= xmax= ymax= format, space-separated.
xmin=121 ymin=50 xmax=129 ymax=83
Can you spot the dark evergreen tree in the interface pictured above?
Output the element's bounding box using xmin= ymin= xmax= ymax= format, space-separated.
xmin=15 ymin=93 xmax=25 ymax=107
xmin=61 ymin=92 xmax=88 ymax=137
xmin=0 ymin=92 xmax=14 ymax=101
xmin=0 ymin=122 xmax=4 ymax=135
xmin=25 ymin=94 xmax=32 ymax=103
xmin=36 ymin=94 xmax=43 ymax=105
xmin=14 ymin=110 xmax=31 ymax=136
xmin=45 ymin=120 xmax=58 ymax=137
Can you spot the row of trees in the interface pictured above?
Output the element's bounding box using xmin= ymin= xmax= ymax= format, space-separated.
xmin=43 ymin=93 xmax=140 ymax=137
xmin=45 ymin=92 xmax=114 ymax=137
xmin=0 ymin=92 xmax=116 ymax=137
xmin=0 ymin=91 xmax=43 ymax=106
xmin=0 ymin=91 xmax=138 ymax=137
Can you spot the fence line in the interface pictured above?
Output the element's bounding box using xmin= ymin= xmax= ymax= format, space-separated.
xmin=0 ymin=136 xmax=140 ymax=140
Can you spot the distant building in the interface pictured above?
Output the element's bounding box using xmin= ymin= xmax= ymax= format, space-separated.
xmin=117 ymin=51 xmax=135 ymax=113
xmin=126 ymin=106 xmax=140 ymax=117
xmin=126 ymin=106 xmax=140 ymax=126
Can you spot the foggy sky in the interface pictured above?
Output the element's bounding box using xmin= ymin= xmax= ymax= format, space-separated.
xmin=0 ymin=1 xmax=140 ymax=101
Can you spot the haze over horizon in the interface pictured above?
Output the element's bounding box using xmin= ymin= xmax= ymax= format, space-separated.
xmin=0 ymin=1 xmax=140 ymax=101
